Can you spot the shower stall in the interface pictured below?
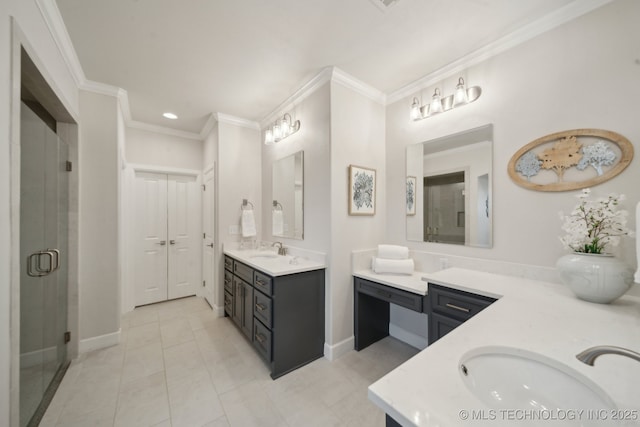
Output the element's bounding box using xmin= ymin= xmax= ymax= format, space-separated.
xmin=19 ymin=101 xmax=70 ymax=426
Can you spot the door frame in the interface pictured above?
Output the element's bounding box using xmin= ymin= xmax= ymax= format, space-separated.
xmin=8 ymin=20 xmax=80 ymax=427
xmin=121 ymin=163 xmax=202 ymax=314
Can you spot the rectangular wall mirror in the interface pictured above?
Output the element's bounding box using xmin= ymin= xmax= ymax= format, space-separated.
xmin=406 ymin=124 xmax=493 ymax=248
xmin=272 ymin=150 xmax=304 ymax=239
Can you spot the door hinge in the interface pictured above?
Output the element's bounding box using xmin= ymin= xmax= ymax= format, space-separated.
xmin=202 ymin=184 xmax=206 ymax=191
xmin=203 ymin=233 xmax=206 ymax=239
xmin=65 ymin=161 xmax=72 ymax=172
xmin=202 ymin=280 xmax=206 ymax=287
xmin=64 ymin=331 xmax=71 ymax=343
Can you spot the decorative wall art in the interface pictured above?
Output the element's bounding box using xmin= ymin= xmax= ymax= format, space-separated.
xmin=406 ymin=176 xmax=416 ymax=216
xmin=349 ymin=165 xmax=376 ymax=215
xmin=507 ymin=129 xmax=633 ymax=192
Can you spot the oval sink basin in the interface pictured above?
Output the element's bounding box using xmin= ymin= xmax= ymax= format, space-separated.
xmin=459 ymin=346 xmax=616 ymax=414
xmin=248 ymin=251 xmax=278 ymax=259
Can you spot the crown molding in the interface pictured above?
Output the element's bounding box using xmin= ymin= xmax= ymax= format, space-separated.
xmin=386 ymin=0 xmax=613 ymax=105
xmin=35 ymin=0 xmax=86 ymax=87
xmin=214 ymin=113 xmax=260 ymax=130
xmin=260 ymin=67 xmax=333 ymax=128
xmin=127 ymin=120 xmax=203 ymax=141
xmin=199 ymin=113 xmax=217 ymax=139
xmin=331 ymin=68 xmax=386 ymax=105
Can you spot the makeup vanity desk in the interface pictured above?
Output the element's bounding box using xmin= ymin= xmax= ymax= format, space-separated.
xmin=353 ymin=271 xmax=428 ymax=351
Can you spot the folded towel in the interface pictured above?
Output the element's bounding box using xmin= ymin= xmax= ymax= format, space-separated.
xmin=377 ymin=244 xmax=409 ymax=260
xmin=272 ymin=210 xmax=284 ymax=236
xmin=241 ymin=209 xmax=257 ymax=237
xmin=371 ymin=257 xmax=414 ymax=275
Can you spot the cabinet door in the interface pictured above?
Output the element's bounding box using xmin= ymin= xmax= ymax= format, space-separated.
xmin=241 ymin=282 xmax=254 ymax=339
xmin=429 ymin=312 xmax=462 ymax=344
xmin=232 ymin=277 xmax=242 ymax=328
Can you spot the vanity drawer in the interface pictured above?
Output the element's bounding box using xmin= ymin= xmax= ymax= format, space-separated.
xmin=253 ymin=319 xmax=272 ymax=362
xmin=355 ymin=277 xmax=422 ymax=312
xmin=224 ymin=270 xmax=233 ymax=294
xmin=428 ymin=284 xmax=496 ymax=322
xmin=254 ymin=271 xmax=273 ymax=296
xmin=224 ymin=255 xmax=233 ymax=272
xmin=233 ymin=260 xmax=253 ymax=283
xmin=253 ymin=290 xmax=272 ymax=328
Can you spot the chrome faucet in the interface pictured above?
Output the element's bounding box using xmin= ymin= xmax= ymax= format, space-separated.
xmin=272 ymin=241 xmax=287 ymax=256
xmin=576 ymin=346 xmax=640 ymax=366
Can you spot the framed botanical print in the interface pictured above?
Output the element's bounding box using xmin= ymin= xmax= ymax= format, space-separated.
xmin=406 ymin=176 xmax=416 ymax=215
xmin=348 ymin=165 xmax=376 ymax=215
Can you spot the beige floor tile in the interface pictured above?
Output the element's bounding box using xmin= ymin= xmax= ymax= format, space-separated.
xmin=126 ymin=322 xmax=161 ymax=351
xmin=218 ymin=380 xmax=287 ymax=427
xmin=121 ymin=341 xmax=165 ymax=385
xmin=114 ymin=371 xmax=170 ymax=427
xmin=160 ymin=317 xmax=195 ymax=348
xmin=42 ymin=297 xmax=418 ymax=427
xmin=166 ymin=369 xmax=225 ymax=426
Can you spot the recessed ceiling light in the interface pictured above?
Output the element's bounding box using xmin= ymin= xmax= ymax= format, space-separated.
xmin=163 ymin=112 xmax=178 ymax=119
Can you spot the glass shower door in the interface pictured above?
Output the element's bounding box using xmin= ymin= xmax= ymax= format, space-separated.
xmin=20 ymin=102 xmax=68 ymax=426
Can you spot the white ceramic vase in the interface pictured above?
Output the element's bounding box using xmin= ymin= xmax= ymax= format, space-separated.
xmin=556 ymin=252 xmax=634 ymax=304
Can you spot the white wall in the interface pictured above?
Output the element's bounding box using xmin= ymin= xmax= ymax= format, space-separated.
xmin=329 ymin=81 xmax=386 ymax=349
xmin=126 ymin=127 xmax=203 ymax=170
xmin=216 ymin=121 xmax=261 ymax=310
xmin=385 ymin=0 xmax=640 ymax=272
xmin=78 ymin=90 xmax=121 ymax=344
xmin=2 ymin=1 xmax=80 ymax=424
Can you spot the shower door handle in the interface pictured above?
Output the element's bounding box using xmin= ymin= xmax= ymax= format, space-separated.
xmin=48 ymin=249 xmax=60 ymax=272
xmin=27 ymin=250 xmax=54 ymax=277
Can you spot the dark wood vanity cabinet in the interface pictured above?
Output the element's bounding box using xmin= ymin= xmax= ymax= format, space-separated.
xmin=224 ymin=255 xmax=325 ymax=379
xmin=426 ymin=283 xmax=496 ymax=344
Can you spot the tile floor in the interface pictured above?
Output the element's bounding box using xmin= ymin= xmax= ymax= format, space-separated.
xmin=40 ymin=296 xmax=419 ymax=427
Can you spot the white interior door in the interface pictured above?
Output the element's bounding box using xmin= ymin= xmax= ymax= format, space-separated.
xmin=134 ymin=172 xmax=168 ymax=305
xmin=167 ymin=174 xmax=199 ymax=299
xmin=202 ymin=168 xmax=215 ymax=307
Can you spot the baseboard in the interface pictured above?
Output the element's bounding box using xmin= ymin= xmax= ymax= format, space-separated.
xmin=389 ymin=323 xmax=428 ymax=350
xmin=212 ymin=303 xmax=224 ymax=317
xmin=323 ymin=336 xmax=355 ymax=361
xmin=79 ymin=329 xmax=121 ymax=354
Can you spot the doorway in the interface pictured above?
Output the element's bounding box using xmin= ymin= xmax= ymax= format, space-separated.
xmin=133 ymin=171 xmax=200 ymax=306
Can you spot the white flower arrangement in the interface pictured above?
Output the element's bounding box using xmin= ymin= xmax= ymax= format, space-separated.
xmin=559 ymin=188 xmax=634 ymax=254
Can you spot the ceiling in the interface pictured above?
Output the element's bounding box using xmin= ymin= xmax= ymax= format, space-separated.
xmin=55 ymin=0 xmax=578 ymax=134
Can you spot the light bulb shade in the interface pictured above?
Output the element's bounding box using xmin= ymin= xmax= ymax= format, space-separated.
xmin=264 ymin=129 xmax=274 ymax=145
xmin=410 ymin=97 xmax=422 ymax=121
xmin=273 ymin=122 xmax=282 ymax=141
xmin=281 ymin=117 xmax=291 ymax=136
xmin=430 ymin=88 xmax=443 ymax=115
xmin=453 ymin=77 xmax=469 ymax=107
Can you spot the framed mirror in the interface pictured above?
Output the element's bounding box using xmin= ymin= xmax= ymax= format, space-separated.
xmin=406 ymin=124 xmax=493 ymax=247
xmin=272 ymin=151 xmax=304 ymax=239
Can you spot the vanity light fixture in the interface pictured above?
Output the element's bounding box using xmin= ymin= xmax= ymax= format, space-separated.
xmin=410 ymin=77 xmax=482 ymax=121
xmin=264 ymin=113 xmax=301 ymax=145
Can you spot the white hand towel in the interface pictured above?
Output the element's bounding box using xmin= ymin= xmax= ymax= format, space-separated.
xmin=377 ymin=244 xmax=409 ymax=260
xmin=241 ymin=209 xmax=257 ymax=237
xmin=272 ymin=210 xmax=284 ymax=236
xmin=371 ymin=257 xmax=414 ymax=275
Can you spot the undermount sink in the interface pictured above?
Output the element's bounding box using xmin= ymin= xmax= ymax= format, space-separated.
xmin=459 ymin=346 xmax=616 ymax=414
xmin=248 ymin=250 xmax=279 ymax=259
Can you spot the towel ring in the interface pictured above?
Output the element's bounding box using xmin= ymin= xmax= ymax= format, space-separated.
xmin=241 ymin=199 xmax=254 ymax=210
xmin=272 ymin=200 xmax=283 ymax=211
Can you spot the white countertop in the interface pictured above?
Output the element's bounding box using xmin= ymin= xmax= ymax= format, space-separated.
xmin=367 ymin=267 xmax=640 ymax=426
xmin=224 ymin=248 xmax=325 ymax=276
xmin=354 ymin=270 xmax=429 ymax=296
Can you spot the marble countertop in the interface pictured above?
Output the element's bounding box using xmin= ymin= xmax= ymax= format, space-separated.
xmin=224 ymin=248 xmax=325 ymax=277
xmin=367 ymin=267 xmax=640 ymax=426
